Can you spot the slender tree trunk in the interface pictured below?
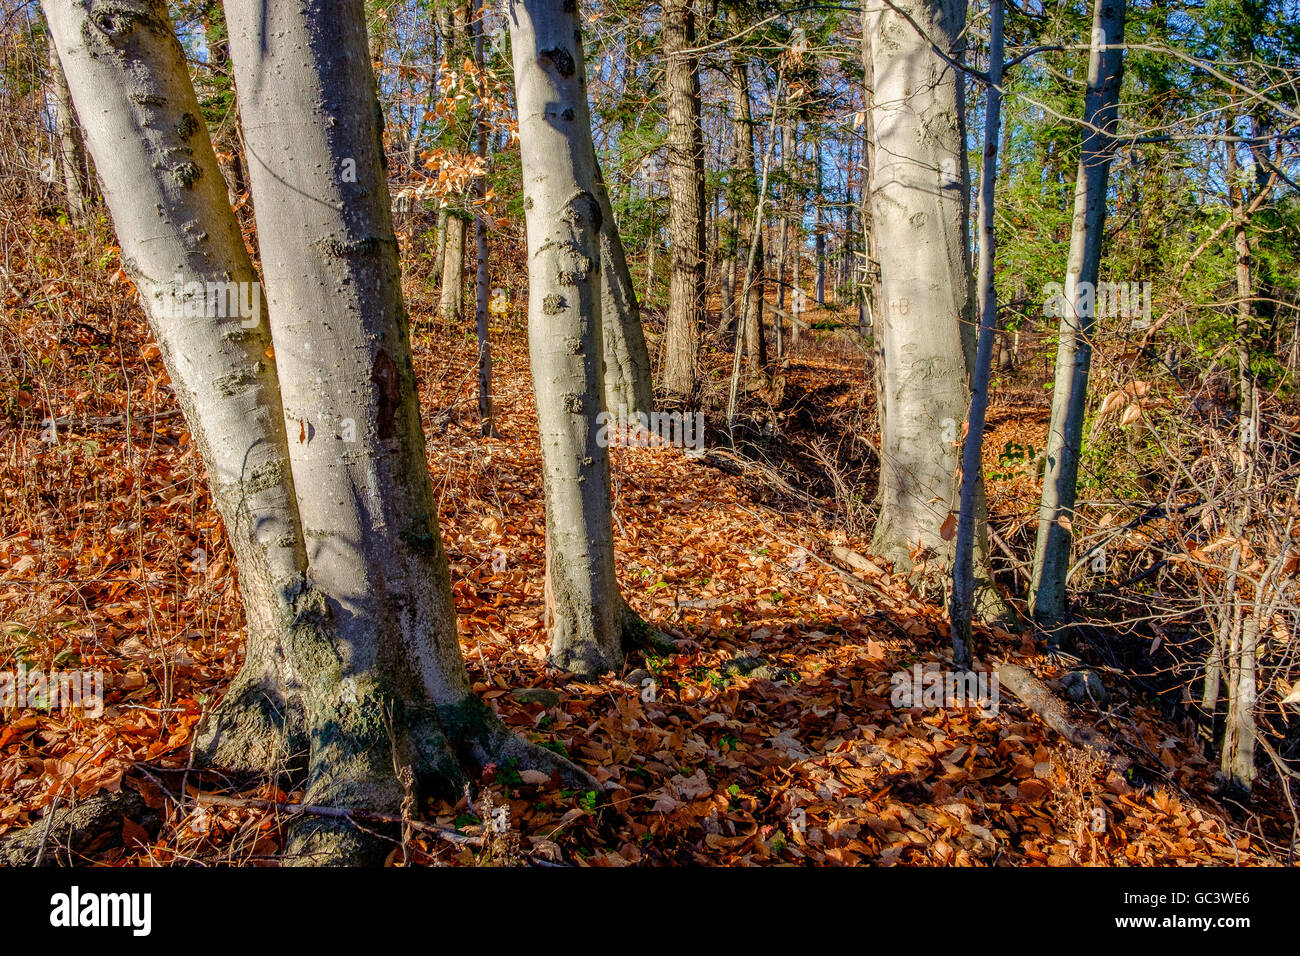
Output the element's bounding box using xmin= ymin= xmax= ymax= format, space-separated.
xmin=1225 ymin=134 xmax=1257 ymax=439
xmin=727 ymin=12 xmax=765 ymax=374
xmin=506 ymin=0 xmax=655 ymax=676
xmin=472 ymin=0 xmax=494 ymax=435
xmin=1029 ymin=0 xmax=1127 ymax=629
xmin=661 ymin=0 xmax=705 ymax=403
xmin=592 ymin=156 xmax=655 ymax=417
xmin=814 ymin=140 xmax=826 ymax=306
xmin=777 ymin=121 xmax=792 ymax=317
xmin=48 ymin=37 xmax=88 ymax=219
xmin=951 ymin=0 xmax=1004 ymax=669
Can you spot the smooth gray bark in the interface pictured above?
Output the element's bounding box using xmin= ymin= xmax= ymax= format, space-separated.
xmin=440 ymin=211 xmax=467 ymax=324
xmin=592 ymin=158 xmax=655 ymax=417
xmin=41 ymin=0 xmax=306 ymax=715
xmin=48 ymin=37 xmax=88 ymax=219
xmin=1029 ymin=0 xmax=1127 ymax=628
xmin=219 ymin=0 xmax=585 ymax=862
xmin=863 ymin=0 xmax=1000 ymax=615
xmin=507 ymin=0 xmax=643 ymax=676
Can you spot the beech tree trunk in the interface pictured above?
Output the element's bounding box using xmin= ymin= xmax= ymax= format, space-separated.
xmin=41 ymin=0 xmax=302 ymax=692
xmin=592 ymin=156 xmax=655 ymax=417
xmin=48 ymin=36 xmax=88 ymax=219
xmin=506 ymin=0 xmax=654 ymax=676
xmin=47 ymin=0 xmax=588 ymax=867
xmin=862 ymin=0 xmax=999 ymax=614
xmin=1029 ymin=0 xmax=1127 ymax=629
xmin=440 ymin=212 xmax=467 ymax=324
xmin=661 ymin=0 xmax=705 ymax=403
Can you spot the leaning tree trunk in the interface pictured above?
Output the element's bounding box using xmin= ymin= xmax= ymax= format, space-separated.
xmin=863 ymin=0 xmax=999 ymax=613
xmin=661 ymin=0 xmax=706 ymax=403
xmin=506 ymin=0 xmax=657 ymax=676
xmin=41 ymin=0 xmax=310 ymax=735
xmin=1028 ymin=0 xmax=1127 ymax=629
xmin=213 ymin=0 xmax=585 ymax=864
xmin=47 ymin=36 xmax=88 ymax=219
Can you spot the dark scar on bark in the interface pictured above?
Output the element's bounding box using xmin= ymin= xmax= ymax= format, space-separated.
xmin=539 ymin=47 xmax=575 ymax=78
xmin=371 ymin=349 xmax=400 ymax=439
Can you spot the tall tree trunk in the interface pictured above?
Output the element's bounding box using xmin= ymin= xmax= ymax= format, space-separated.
xmin=506 ymin=0 xmax=656 ymax=676
xmin=48 ymin=36 xmax=88 ymax=219
xmin=950 ymin=0 xmax=1004 ymax=669
xmin=1028 ymin=0 xmax=1127 ymax=629
xmin=727 ymin=9 xmax=765 ymax=374
xmin=221 ymin=0 xmax=585 ymax=862
xmin=661 ymin=0 xmax=706 ymax=403
xmin=472 ymin=0 xmax=495 ymax=435
xmin=814 ymin=140 xmax=825 ymax=306
xmin=863 ymin=0 xmax=998 ymax=613
xmin=41 ymin=1 xmax=303 ymax=746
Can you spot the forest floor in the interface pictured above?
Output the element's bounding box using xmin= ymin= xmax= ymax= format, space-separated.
xmin=0 ymin=223 xmax=1294 ymax=865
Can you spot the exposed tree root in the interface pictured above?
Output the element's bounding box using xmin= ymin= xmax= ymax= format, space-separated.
xmin=996 ymin=663 xmax=1130 ymax=774
xmin=0 ymin=788 xmax=159 ymax=866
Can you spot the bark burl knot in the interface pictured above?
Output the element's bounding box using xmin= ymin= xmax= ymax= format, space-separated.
xmin=543 ymin=294 xmax=567 ymax=314
xmin=371 ymin=349 xmax=401 ymax=439
xmin=539 ymin=47 xmax=575 ymax=78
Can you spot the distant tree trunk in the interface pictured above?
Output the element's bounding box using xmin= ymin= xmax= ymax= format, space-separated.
xmin=440 ymin=212 xmax=466 ymax=324
xmin=814 ymin=140 xmax=826 ymax=306
xmin=432 ymin=206 xmax=449 ymax=286
xmin=661 ymin=0 xmax=705 ymax=403
xmin=1029 ymin=0 xmax=1127 ymax=629
xmin=790 ymin=185 xmax=802 ymax=348
xmin=592 ymin=158 xmax=655 ymax=417
xmin=863 ymin=0 xmax=999 ymax=616
xmin=48 ymin=38 xmax=88 ymax=219
xmin=727 ymin=9 xmax=765 ymax=374
xmin=1225 ymin=134 xmax=1257 ymax=437
xmin=507 ymin=0 xmax=655 ymax=676
xmin=951 ymin=0 xmax=1004 ymax=670
xmin=472 ymin=0 xmax=494 ymax=435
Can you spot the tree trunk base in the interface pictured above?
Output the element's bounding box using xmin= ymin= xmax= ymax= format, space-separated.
xmin=195 ymin=590 xmax=595 ymax=865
